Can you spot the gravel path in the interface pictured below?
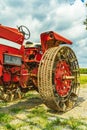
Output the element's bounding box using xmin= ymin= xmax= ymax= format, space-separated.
xmin=58 ymin=85 xmax=87 ymax=119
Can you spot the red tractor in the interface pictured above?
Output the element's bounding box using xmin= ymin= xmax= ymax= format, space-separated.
xmin=0 ymin=24 xmax=80 ymax=111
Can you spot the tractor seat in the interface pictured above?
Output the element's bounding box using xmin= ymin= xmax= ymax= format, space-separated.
xmin=25 ymin=41 xmax=41 ymax=48
xmin=25 ymin=41 xmax=34 ymax=48
xmin=34 ymin=44 xmax=41 ymax=48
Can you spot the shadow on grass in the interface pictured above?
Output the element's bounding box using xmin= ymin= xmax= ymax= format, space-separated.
xmin=0 ymin=91 xmax=43 ymax=114
xmin=0 ymin=90 xmax=86 ymax=115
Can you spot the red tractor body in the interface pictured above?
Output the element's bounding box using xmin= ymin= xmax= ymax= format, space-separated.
xmin=0 ymin=25 xmax=80 ymax=112
xmin=0 ymin=25 xmax=25 ymax=100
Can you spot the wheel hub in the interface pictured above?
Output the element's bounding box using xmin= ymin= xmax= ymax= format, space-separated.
xmin=54 ymin=61 xmax=72 ymax=97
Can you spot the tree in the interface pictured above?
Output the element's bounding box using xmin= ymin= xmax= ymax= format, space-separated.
xmin=84 ymin=3 xmax=87 ymax=30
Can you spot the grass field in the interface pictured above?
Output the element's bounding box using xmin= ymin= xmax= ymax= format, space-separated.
xmin=0 ymin=95 xmax=87 ymax=130
xmin=0 ymin=72 xmax=87 ymax=130
xmin=80 ymin=75 xmax=87 ymax=85
xmin=80 ymin=68 xmax=87 ymax=84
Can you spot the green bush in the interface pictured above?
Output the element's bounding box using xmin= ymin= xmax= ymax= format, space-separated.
xmin=80 ymin=68 xmax=87 ymax=74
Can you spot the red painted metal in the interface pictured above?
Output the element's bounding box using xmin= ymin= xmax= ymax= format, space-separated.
xmin=19 ymin=64 xmax=29 ymax=88
xmin=24 ymin=47 xmax=42 ymax=62
xmin=0 ymin=64 xmax=2 ymax=77
xmin=0 ymin=24 xmax=25 ymax=86
xmin=54 ymin=61 xmax=72 ymax=97
xmin=0 ymin=24 xmax=24 ymax=44
xmin=3 ymin=71 xmax=11 ymax=82
xmin=40 ymin=31 xmax=72 ymax=52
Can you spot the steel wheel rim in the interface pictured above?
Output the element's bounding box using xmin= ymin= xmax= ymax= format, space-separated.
xmin=38 ymin=46 xmax=80 ymax=112
xmin=54 ymin=60 xmax=72 ymax=97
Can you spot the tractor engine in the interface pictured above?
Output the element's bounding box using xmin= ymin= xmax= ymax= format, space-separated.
xmin=22 ymin=42 xmax=42 ymax=90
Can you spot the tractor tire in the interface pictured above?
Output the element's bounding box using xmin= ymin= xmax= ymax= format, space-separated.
xmin=38 ymin=46 xmax=80 ymax=112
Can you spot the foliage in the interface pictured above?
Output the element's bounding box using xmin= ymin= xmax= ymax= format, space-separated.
xmin=80 ymin=68 xmax=87 ymax=74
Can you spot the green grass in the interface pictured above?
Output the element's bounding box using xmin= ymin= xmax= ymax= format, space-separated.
xmin=5 ymin=123 xmax=16 ymax=130
xmin=27 ymin=106 xmax=47 ymax=120
xmin=0 ymin=105 xmax=86 ymax=130
xmin=4 ymin=122 xmax=28 ymax=130
xmin=79 ymin=68 xmax=87 ymax=85
xmin=0 ymin=113 xmax=86 ymax=130
xmin=80 ymin=75 xmax=87 ymax=84
xmin=43 ymin=117 xmax=87 ymax=130
xmin=25 ymin=91 xmax=40 ymax=98
xmin=27 ymin=106 xmax=87 ymax=130
xmin=0 ymin=113 xmax=13 ymax=123
xmin=0 ymin=87 xmax=87 ymax=129
xmin=0 ymin=101 xmax=7 ymax=108
xmin=10 ymin=107 xmax=23 ymax=114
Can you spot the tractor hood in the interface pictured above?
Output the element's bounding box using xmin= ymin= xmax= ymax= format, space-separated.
xmin=0 ymin=24 xmax=24 ymax=49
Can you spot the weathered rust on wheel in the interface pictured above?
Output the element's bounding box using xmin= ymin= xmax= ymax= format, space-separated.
xmin=38 ymin=46 xmax=80 ymax=112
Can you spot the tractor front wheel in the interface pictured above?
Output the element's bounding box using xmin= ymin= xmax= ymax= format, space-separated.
xmin=38 ymin=46 xmax=80 ymax=112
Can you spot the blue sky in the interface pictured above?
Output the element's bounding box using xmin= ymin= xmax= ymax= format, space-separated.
xmin=0 ymin=0 xmax=87 ymax=67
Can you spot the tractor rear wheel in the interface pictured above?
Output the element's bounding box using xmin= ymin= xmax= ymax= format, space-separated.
xmin=38 ymin=46 xmax=80 ymax=112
